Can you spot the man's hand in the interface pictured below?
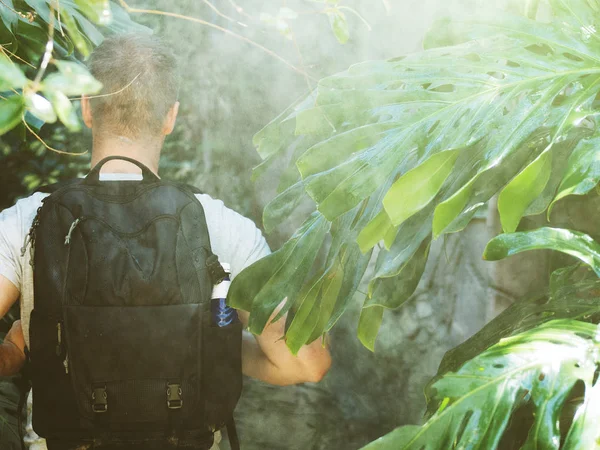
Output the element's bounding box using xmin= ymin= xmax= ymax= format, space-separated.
xmin=239 ymin=301 xmax=332 ymax=386
xmin=0 ymin=320 xmax=26 ymax=377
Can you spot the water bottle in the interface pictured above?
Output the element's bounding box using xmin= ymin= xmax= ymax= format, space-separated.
xmin=211 ymin=262 xmax=239 ymax=327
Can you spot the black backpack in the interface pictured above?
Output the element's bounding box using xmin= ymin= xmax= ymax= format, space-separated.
xmin=26 ymin=156 xmax=242 ymax=449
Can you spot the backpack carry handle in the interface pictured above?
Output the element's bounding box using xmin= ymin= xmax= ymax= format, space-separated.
xmin=84 ymin=156 xmax=160 ymax=185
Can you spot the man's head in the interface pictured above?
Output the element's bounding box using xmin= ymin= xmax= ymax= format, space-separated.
xmin=82 ymin=33 xmax=180 ymax=141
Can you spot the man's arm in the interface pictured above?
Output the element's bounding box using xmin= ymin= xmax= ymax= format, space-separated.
xmin=0 ymin=319 xmax=25 ymax=377
xmin=0 ymin=275 xmax=25 ymax=376
xmin=0 ymin=275 xmax=19 ymax=319
xmin=238 ymin=301 xmax=332 ymax=386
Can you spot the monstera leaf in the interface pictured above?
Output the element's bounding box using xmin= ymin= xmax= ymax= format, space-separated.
xmin=361 ymin=319 xmax=600 ymax=450
xmin=361 ymin=263 xmax=600 ymax=449
xmin=232 ymin=0 xmax=600 ymax=351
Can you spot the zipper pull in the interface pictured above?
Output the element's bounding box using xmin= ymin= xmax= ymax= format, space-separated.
xmin=55 ymin=322 xmax=63 ymax=357
xmin=20 ymin=233 xmax=32 ymax=257
xmin=64 ymin=217 xmax=83 ymax=246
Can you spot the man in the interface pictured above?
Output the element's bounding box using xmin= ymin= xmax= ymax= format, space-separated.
xmin=0 ymin=34 xmax=331 ymax=449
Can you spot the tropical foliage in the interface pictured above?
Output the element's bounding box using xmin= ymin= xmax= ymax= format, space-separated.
xmin=230 ymin=0 xmax=600 ymax=349
xmin=227 ymin=0 xmax=600 ymax=447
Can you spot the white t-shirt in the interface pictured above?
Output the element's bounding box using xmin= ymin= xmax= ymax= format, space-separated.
xmin=0 ymin=174 xmax=271 ymax=449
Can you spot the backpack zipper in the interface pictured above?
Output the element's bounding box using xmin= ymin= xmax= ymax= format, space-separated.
xmin=55 ymin=322 xmax=69 ymax=374
xmin=20 ymin=203 xmax=44 ymax=268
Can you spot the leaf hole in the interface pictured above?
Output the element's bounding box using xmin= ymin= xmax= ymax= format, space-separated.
xmin=464 ymin=53 xmax=481 ymax=62
xmin=389 ymin=55 xmax=406 ymax=63
xmin=538 ymin=373 xmax=545 ymax=381
xmin=455 ymin=410 xmax=474 ymax=444
xmin=593 ymin=364 xmax=600 ymax=386
xmin=487 ymin=71 xmax=506 ymax=80
xmin=387 ymin=81 xmax=405 ymax=89
xmin=493 ymin=363 xmax=505 ymax=369
xmin=506 ymin=60 xmax=521 ymax=68
xmin=563 ymin=52 xmax=584 ymax=62
xmin=421 ymin=83 xmax=432 ymax=90
xmin=429 ymin=84 xmax=456 ymax=93
xmin=428 ymin=120 xmax=440 ymax=135
xmin=559 ymin=380 xmax=585 ymax=445
xmin=498 ymin=393 xmax=534 ymax=448
xmin=525 ymin=43 xmax=553 ymax=56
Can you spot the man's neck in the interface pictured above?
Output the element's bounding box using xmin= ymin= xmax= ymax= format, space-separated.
xmin=90 ymin=133 xmax=162 ymax=175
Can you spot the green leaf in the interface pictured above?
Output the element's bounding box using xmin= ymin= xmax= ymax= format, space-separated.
xmin=0 ymin=53 xmax=27 ymax=91
xmin=60 ymin=9 xmax=91 ymax=57
xmin=0 ymin=95 xmax=24 ymax=135
xmin=43 ymin=60 xmax=102 ymax=96
xmin=498 ymin=148 xmax=553 ymax=233
xmin=367 ymin=237 xmax=431 ymax=308
xmin=383 ymin=149 xmax=460 ymax=227
xmin=262 ymin=181 xmax=312 ymax=234
xmin=483 ymin=227 xmax=600 ymax=277
xmin=356 ymin=210 xmax=394 ymax=254
xmin=45 ymin=89 xmax=80 ymax=131
xmin=0 ymin=0 xmax=18 ymax=31
xmin=549 ymin=137 xmax=600 ymax=215
xmin=24 ymin=92 xmax=57 ymax=123
xmin=229 ymin=213 xmax=330 ymax=334
xmin=285 ymin=275 xmax=325 ymax=355
xmin=362 ymin=320 xmax=600 ymax=450
xmin=357 ymin=305 xmax=384 ymax=352
xmin=306 ymin=260 xmax=343 ymax=343
xmin=74 ymin=0 xmax=112 ymax=25
xmin=327 ymin=9 xmax=349 ymax=44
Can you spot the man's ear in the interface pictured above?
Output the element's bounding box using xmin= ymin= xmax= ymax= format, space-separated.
xmin=163 ymin=101 xmax=179 ymax=136
xmin=81 ymin=95 xmax=93 ymax=129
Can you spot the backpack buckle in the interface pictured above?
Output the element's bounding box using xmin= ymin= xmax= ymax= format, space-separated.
xmin=92 ymin=386 xmax=108 ymax=413
xmin=206 ymin=255 xmax=227 ymax=284
xmin=167 ymin=383 xmax=183 ymax=409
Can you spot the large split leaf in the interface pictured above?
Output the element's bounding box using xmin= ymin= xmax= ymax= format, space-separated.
xmin=248 ymin=0 xmax=600 ymax=348
xmin=362 ymin=320 xmax=600 ymax=450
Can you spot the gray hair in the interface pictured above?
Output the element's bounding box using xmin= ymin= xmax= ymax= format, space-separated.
xmin=87 ymin=33 xmax=180 ymax=137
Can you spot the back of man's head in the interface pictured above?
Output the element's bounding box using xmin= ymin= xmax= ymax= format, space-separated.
xmin=87 ymin=33 xmax=179 ymax=138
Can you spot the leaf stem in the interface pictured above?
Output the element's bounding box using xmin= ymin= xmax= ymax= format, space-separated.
xmin=32 ymin=1 xmax=56 ymax=88
xmin=201 ymin=0 xmax=247 ymax=27
xmin=22 ymin=115 xmax=88 ymax=156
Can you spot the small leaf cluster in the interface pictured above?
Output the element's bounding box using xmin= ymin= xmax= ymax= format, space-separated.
xmin=0 ymin=0 xmax=146 ymax=137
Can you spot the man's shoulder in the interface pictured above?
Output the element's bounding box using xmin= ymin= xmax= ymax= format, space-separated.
xmin=1 ymin=192 xmax=48 ymax=217
xmin=193 ymin=193 xmax=250 ymax=224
